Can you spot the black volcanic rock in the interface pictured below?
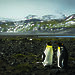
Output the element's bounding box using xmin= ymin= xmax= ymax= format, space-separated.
xmin=0 ymin=37 xmax=75 ymax=75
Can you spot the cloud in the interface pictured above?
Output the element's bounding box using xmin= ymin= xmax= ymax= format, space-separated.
xmin=52 ymin=0 xmax=75 ymax=6
xmin=0 ymin=0 xmax=75 ymax=19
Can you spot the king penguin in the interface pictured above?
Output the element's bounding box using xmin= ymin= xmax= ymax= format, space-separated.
xmin=42 ymin=42 xmax=53 ymax=67
xmin=57 ymin=43 xmax=68 ymax=69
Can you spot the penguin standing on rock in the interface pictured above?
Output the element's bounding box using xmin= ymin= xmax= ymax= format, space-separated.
xmin=57 ymin=43 xmax=68 ymax=69
xmin=42 ymin=42 xmax=53 ymax=67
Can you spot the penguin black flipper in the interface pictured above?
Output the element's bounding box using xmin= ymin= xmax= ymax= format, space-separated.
xmin=42 ymin=52 xmax=45 ymax=62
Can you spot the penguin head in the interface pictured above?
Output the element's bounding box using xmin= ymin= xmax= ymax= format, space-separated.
xmin=47 ymin=41 xmax=52 ymax=46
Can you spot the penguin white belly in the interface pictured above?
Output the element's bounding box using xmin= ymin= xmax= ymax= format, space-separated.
xmin=43 ymin=47 xmax=53 ymax=66
xmin=57 ymin=47 xmax=61 ymax=68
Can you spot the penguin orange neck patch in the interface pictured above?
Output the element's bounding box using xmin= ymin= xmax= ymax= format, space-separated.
xmin=58 ymin=47 xmax=60 ymax=49
xmin=46 ymin=45 xmax=52 ymax=48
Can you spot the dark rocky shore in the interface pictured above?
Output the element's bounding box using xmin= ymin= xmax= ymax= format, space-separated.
xmin=0 ymin=36 xmax=75 ymax=75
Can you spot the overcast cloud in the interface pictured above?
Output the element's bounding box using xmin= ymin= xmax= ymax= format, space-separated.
xmin=0 ymin=0 xmax=75 ymax=20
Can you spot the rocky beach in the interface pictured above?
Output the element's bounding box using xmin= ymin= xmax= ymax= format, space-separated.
xmin=0 ymin=36 xmax=75 ymax=75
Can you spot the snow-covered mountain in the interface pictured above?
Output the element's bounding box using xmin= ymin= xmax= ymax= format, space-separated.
xmin=25 ymin=15 xmax=40 ymax=20
xmin=0 ymin=17 xmax=16 ymax=22
xmin=65 ymin=14 xmax=75 ymax=21
xmin=0 ymin=14 xmax=75 ymax=33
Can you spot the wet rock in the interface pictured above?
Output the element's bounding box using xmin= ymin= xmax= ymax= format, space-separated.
xmin=0 ymin=37 xmax=75 ymax=75
xmin=1 ymin=66 xmax=7 ymax=71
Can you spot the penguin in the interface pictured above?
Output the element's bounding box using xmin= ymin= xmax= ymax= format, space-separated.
xmin=42 ymin=42 xmax=54 ymax=67
xmin=57 ymin=43 xmax=68 ymax=69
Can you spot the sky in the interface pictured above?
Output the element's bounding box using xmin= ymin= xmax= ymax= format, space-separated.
xmin=0 ymin=0 xmax=75 ymax=20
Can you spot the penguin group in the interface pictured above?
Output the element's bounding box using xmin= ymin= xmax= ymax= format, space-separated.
xmin=42 ymin=41 xmax=68 ymax=69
